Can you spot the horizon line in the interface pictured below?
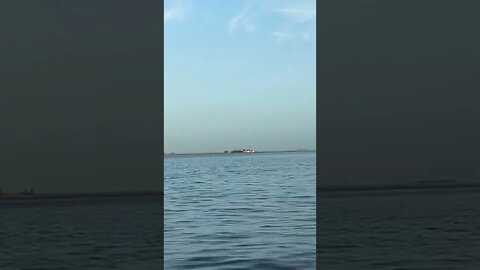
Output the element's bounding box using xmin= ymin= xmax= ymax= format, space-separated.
xmin=164 ymin=149 xmax=316 ymax=155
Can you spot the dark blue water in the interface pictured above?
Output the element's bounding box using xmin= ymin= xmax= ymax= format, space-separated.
xmin=318 ymin=189 xmax=480 ymax=269
xmin=164 ymin=152 xmax=316 ymax=270
xmin=0 ymin=196 xmax=162 ymax=270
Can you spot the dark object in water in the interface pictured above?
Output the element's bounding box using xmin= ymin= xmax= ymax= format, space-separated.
xmin=21 ymin=187 xmax=36 ymax=196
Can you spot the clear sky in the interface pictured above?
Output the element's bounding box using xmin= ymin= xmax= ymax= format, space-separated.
xmin=164 ymin=0 xmax=316 ymax=153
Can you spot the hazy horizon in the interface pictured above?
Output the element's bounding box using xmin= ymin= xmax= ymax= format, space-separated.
xmin=165 ymin=148 xmax=316 ymax=155
xmin=164 ymin=0 xmax=316 ymax=154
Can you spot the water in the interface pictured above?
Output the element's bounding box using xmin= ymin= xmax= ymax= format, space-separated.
xmin=0 ymin=196 xmax=162 ymax=270
xmin=164 ymin=152 xmax=316 ymax=270
xmin=318 ymin=189 xmax=480 ymax=269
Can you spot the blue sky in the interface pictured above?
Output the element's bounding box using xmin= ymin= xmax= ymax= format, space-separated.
xmin=164 ymin=0 xmax=316 ymax=153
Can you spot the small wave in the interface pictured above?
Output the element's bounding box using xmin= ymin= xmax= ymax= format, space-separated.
xmin=179 ymin=257 xmax=304 ymax=270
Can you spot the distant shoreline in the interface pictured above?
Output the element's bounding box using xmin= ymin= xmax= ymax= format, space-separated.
xmin=164 ymin=149 xmax=316 ymax=156
xmin=0 ymin=191 xmax=163 ymax=201
xmin=317 ymin=181 xmax=480 ymax=193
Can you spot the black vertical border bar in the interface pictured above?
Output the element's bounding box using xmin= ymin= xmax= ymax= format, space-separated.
xmin=160 ymin=0 xmax=165 ymax=268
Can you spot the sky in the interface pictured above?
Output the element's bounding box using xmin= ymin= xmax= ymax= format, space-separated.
xmin=164 ymin=0 xmax=316 ymax=153
xmin=318 ymin=0 xmax=480 ymax=186
xmin=1 ymin=1 xmax=162 ymax=193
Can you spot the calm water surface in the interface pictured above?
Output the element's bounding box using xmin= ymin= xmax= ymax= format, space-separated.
xmin=319 ymin=189 xmax=480 ymax=269
xmin=0 ymin=196 xmax=161 ymax=270
xmin=164 ymin=152 xmax=316 ymax=269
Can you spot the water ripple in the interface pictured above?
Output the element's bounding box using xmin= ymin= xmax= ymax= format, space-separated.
xmin=165 ymin=152 xmax=316 ymax=269
xmin=0 ymin=196 xmax=161 ymax=270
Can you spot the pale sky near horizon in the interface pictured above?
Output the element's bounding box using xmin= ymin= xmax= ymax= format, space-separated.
xmin=164 ymin=0 xmax=316 ymax=153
